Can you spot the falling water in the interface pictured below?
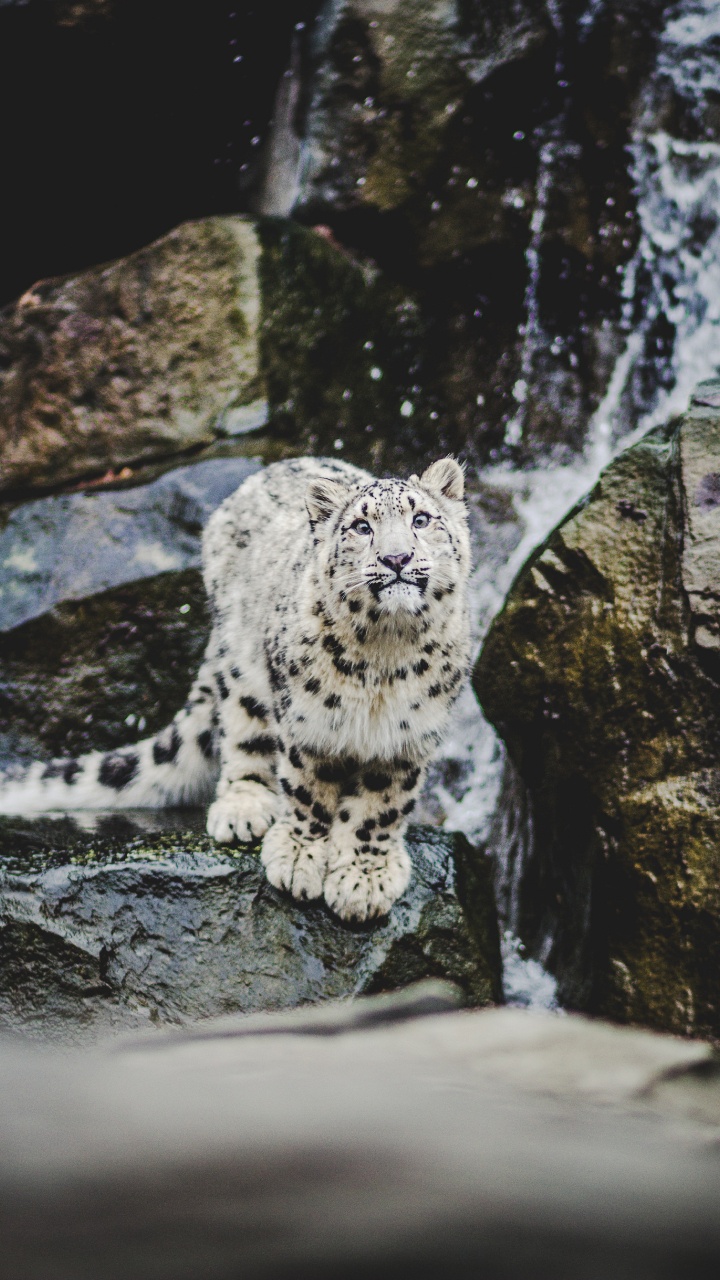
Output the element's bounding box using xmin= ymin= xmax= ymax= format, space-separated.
xmin=598 ymin=0 xmax=720 ymax=443
xmin=432 ymin=0 xmax=720 ymax=1006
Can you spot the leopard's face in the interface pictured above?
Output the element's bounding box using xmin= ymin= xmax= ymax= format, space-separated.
xmin=307 ymin=458 xmax=469 ymax=622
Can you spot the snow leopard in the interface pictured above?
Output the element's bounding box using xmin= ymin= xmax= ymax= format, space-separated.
xmin=0 ymin=456 xmax=471 ymax=921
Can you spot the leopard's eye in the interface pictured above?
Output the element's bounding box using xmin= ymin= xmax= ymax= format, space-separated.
xmin=351 ymin=518 xmax=372 ymax=535
xmin=413 ymin=512 xmax=431 ymax=529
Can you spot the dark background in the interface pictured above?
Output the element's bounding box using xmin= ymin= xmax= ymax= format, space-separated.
xmin=0 ymin=0 xmax=319 ymax=307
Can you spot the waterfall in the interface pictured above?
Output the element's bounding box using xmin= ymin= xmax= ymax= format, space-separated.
xmin=433 ymin=0 xmax=720 ymax=1007
xmin=600 ymin=0 xmax=720 ymax=443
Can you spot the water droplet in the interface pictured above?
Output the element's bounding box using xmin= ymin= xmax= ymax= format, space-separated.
xmin=370 ymin=367 xmax=383 ymax=380
xmin=466 ymin=177 xmax=478 ymax=189
xmin=513 ymin=130 xmax=525 ymax=141
xmin=400 ymin=400 xmax=414 ymax=417
xmin=125 ymin=714 xmax=136 ymax=727
xmin=179 ymin=603 xmax=191 ymax=614
xmin=356 ymin=176 xmax=366 ymax=186
xmin=138 ymin=717 xmax=147 ymax=732
xmin=334 ymin=438 xmax=344 ymax=450
xmin=513 ymin=379 xmax=528 ymax=404
xmin=431 ymin=200 xmax=441 ymax=211
xmin=430 ymin=411 xmax=439 ymax=420
xmin=476 ymin=394 xmax=485 ymax=406
xmin=342 ymin=389 xmax=352 ymax=401
xmin=364 ymin=340 xmax=374 ymax=350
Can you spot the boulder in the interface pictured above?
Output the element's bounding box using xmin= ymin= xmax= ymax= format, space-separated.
xmin=3 ymin=993 xmax=720 ymax=1277
xmin=0 ymin=811 xmax=501 ymax=1044
xmin=0 ymin=217 xmax=266 ymax=495
xmin=474 ymin=382 xmax=720 ymax=1039
xmin=0 ymin=450 xmax=261 ymax=765
xmin=0 ymin=455 xmax=260 ymax=632
xmin=0 ymin=566 xmax=210 ymax=765
xmin=0 ymin=213 xmax=437 ymax=494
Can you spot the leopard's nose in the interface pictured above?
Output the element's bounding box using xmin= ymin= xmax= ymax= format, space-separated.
xmin=380 ymin=551 xmax=413 ymax=574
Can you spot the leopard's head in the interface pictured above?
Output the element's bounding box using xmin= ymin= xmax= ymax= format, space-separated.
xmin=306 ymin=458 xmax=470 ymax=627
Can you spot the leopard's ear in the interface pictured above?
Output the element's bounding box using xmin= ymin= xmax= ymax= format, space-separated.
xmin=306 ymin=477 xmax=350 ymax=523
xmin=419 ymin=457 xmax=465 ymax=502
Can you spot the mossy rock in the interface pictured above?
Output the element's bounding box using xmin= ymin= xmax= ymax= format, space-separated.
xmin=474 ymin=386 xmax=720 ymax=1039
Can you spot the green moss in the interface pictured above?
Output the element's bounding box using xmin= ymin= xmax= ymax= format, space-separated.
xmin=257 ymin=218 xmax=438 ymax=470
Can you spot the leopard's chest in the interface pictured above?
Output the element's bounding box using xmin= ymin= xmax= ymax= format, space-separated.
xmin=277 ymin=636 xmax=462 ymax=762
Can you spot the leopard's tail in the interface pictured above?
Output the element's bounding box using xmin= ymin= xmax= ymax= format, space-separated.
xmin=0 ymin=662 xmax=221 ymax=815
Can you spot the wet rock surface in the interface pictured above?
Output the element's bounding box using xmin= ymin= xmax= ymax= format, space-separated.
xmin=0 ymin=813 xmax=501 ymax=1044
xmin=475 ymin=384 xmax=720 ymax=1039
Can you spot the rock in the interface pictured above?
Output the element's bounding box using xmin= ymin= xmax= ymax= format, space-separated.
xmin=0 ymin=813 xmax=501 ymax=1044
xmin=0 ymin=3 xmax=305 ymax=308
xmin=474 ymin=386 xmax=720 ymax=1038
xmin=0 ymin=217 xmax=265 ymax=495
xmin=0 ymin=212 xmax=437 ymax=493
xmin=3 ymin=996 xmax=720 ymax=1277
xmin=0 ymin=567 xmax=210 ymax=765
xmin=272 ymin=0 xmax=668 ymax=460
xmin=295 ymin=0 xmax=552 ymax=220
xmin=257 ymin=217 xmax=433 ymax=470
xmin=0 ymin=455 xmax=260 ymax=632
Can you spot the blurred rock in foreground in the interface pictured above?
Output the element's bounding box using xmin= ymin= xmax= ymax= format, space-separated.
xmin=0 ymin=813 xmax=501 ymax=1043
xmin=2 ymin=990 xmax=720 ymax=1278
xmin=475 ymin=381 xmax=720 ymax=1039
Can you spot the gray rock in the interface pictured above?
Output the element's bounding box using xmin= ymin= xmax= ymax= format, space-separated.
xmin=2 ymin=995 xmax=720 ymax=1278
xmin=0 ymin=812 xmax=502 ymax=1044
xmin=0 ymin=455 xmax=260 ymax=632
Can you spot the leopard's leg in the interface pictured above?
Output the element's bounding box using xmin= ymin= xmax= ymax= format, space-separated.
xmin=323 ymin=759 xmax=425 ymax=922
xmin=205 ymin=663 xmax=280 ymax=844
xmin=260 ymin=746 xmax=343 ymax=901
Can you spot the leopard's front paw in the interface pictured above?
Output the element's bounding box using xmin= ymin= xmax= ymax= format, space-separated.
xmin=261 ymin=821 xmax=328 ymax=900
xmin=323 ymin=843 xmax=411 ymax=922
xmin=206 ymin=781 xmax=278 ymax=844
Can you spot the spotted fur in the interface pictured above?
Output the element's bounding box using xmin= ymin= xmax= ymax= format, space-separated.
xmin=0 ymin=457 xmax=471 ymax=921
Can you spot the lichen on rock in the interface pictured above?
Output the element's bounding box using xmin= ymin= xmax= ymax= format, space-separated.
xmin=475 ymin=385 xmax=720 ymax=1039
